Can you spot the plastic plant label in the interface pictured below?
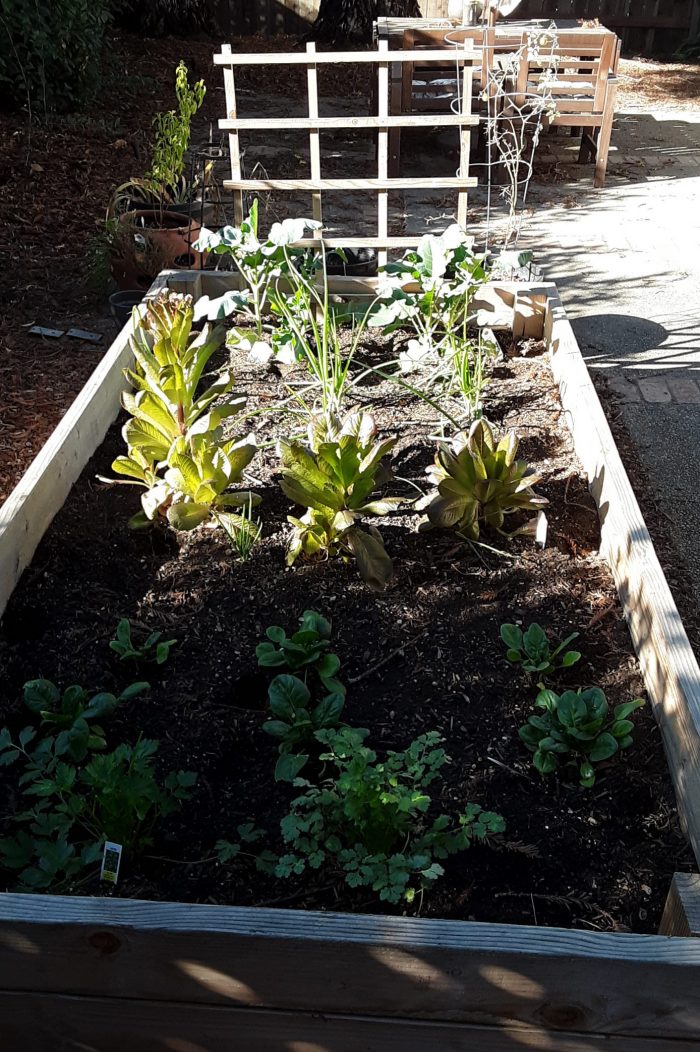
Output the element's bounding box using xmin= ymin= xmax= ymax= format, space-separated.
xmin=100 ymin=842 xmax=123 ymax=884
xmin=535 ymin=511 xmax=548 ymax=549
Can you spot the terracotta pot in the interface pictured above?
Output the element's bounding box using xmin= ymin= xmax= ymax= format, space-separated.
xmin=111 ymin=210 xmax=205 ymax=292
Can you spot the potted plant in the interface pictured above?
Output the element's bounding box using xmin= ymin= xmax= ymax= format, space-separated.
xmin=108 ymin=61 xmax=210 ymax=290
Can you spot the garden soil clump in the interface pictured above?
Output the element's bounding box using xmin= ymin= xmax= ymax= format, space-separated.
xmin=0 ymin=339 xmax=692 ymax=931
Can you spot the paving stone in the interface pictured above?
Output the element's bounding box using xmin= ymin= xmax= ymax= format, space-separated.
xmin=666 ymin=373 xmax=700 ymax=405
xmin=606 ymin=373 xmax=641 ymax=403
xmin=638 ymin=376 xmax=673 ymax=404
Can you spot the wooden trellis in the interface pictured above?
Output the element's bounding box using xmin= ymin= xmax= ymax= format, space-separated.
xmin=214 ymin=41 xmax=478 ymax=266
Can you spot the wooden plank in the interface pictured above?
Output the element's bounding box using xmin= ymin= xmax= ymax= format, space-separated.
xmin=219 ymin=114 xmax=479 ymax=129
xmin=660 ymin=873 xmax=700 ymax=937
xmin=376 ymin=39 xmax=390 ymax=269
xmin=1 ymin=893 xmax=700 ymax=1040
xmin=544 ymin=284 xmax=700 ymax=869
xmin=457 ymin=59 xmax=472 ymax=228
xmin=8 ymin=989 xmax=700 ymax=1052
xmin=594 ymin=77 xmax=618 ymax=188
xmin=306 ymin=42 xmax=322 ymax=227
xmin=4 ymin=990 xmax=700 ymax=1052
xmin=221 ymin=43 xmax=243 ymax=226
xmin=0 ymin=276 xmax=164 ymax=619
xmin=214 ymin=48 xmax=477 ymax=66
xmin=222 ymin=176 xmax=478 ymax=190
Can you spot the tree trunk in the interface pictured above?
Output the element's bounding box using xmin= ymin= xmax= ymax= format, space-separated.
xmin=309 ymin=0 xmax=422 ymax=44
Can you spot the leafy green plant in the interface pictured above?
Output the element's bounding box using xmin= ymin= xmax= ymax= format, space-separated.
xmin=0 ymin=737 xmax=195 ymax=889
xmin=500 ymin=622 xmax=580 ymax=677
xmin=110 ymin=618 xmax=177 ymax=666
xmin=368 ymin=226 xmax=488 ymax=351
xmin=16 ymin=678 xmax=148 ymax=763
xmin=106 ymin=291 xmax=260 ymax=539
xmin=280 ymin=411 xmax=401 ymax=590
xmin=194 ymin=200 xmax=321 ymax=339
xmin=275 ymin=727 xmax=504 ymax=904
xmin=421 ymin=418 xmax=547 ymax=541
xmin=263 ymin=674 xmax=347 ymax=782
xmin=256 ymin=610 xmax=344 ymax=696
xmin=150 ymin=60 xmax=205 ymax=197
xmin=519 ymin=688 xmax=644 ymax=788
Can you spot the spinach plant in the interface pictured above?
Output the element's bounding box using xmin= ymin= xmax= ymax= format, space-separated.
xmin=106 ymin=291 xmax=260 ymax=539
xmin=256 ymin=610 xmax=344 ymax=696
xmin=280 ymin=410 xmax=401 ymax=590
xmin=368 ymin=226 xmax=488 ymax=351
xmin=110 ymin=618 xmax=177 ymax=666
xmin=19 ymin=678 xmax=148 ymax=762
xmin=519 ymin=687 xmax=644 ymax=788
xmin=421 ymin=418 xmax=547 ymax=541
xmin=275 ymin=728 xmax=504 ymax=904
xmin=263 ymin=674 xmax=347 ymax=782
xmin=500 ymin=622 xmax=581 ymax=677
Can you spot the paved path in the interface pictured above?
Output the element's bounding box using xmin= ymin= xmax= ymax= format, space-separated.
xmin=513 ymin=108 xmax=700 ymax=599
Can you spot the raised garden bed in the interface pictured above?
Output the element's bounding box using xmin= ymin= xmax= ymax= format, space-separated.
xmin=1 ymin=268 xmax=700 ymax=1047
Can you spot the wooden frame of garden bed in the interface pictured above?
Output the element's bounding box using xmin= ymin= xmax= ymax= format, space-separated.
xmin=2 ymin=272 xmax=700 ymax=1047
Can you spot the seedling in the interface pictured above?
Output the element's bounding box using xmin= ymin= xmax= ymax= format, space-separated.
xmin=110 ymin=618 xmax=176 ymax=666
xmin=500 ymin=622 xmax=581 ymax=677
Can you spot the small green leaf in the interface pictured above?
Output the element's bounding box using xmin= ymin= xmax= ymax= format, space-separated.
xmin=275 ymin=752 xmax=308 ymax=782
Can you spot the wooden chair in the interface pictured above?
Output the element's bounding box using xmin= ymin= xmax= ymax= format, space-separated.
xmin=388 ymin=26 xmax=495 ymax=177
xmin=507 ymin=29 xmax=618 ymax=187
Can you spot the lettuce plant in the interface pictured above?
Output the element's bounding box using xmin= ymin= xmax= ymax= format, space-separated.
xmin=421 ymin=418 xmax=547 ymax=541
xmin=108 ymin=291 xmax=260 ymax=540
xmin=519 ymin=688 xmax=644 ymax=788
xmin=279 ymin=411 xmax=401 ymax=590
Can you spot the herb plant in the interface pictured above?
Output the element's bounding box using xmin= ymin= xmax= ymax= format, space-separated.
xmin=256 ymin=610 xmax=344 ymax=696
xmin=500 ymin=622 xmax=581 ymax=677
xmin=280 ymin=411 xmax=401 ymax=590
xmin=275 ymin=728 xmax=504 ymax=904
xmin=107 ymin=291 xmax=260 ymax=539
xmin=0 ymin=717 xmax=194 ymax=890
xmin=263 ymin=674 xmax=347 ymax=782
xmin=421 ymin=418 xmax=547 ymax=541
xmin=110 ymin=618 xmax=177 ymax=666
xmin=519 ymin=688 xmax=644 ymax=788
xmin=150 ymin=61 xmax=205 ymax=200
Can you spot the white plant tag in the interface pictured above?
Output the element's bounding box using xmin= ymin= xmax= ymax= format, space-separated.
xmin=100 ymin=842 xmax=123 ymax=884
xmin=535 ymin=511 xmax=548 ymax=549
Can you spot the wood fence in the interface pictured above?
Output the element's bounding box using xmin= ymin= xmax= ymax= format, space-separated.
xmin=221 ymin=0 xmax=697 ymax=51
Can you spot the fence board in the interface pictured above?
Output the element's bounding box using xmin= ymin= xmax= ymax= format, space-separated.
xmin=219 ymin=1 xmax=693 ymax=51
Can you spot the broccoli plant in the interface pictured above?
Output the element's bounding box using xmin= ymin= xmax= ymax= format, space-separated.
xmin=500 ymin=622 xmax=581 ymax=678
xmin=368 ymin=226 xmax=488 ymax=352
xmin=519 ymin=687 xmax=644 ymax=788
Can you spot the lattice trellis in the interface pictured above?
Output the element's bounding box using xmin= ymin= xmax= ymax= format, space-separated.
xmin=214 ymin=41 xmax=478 ymax=266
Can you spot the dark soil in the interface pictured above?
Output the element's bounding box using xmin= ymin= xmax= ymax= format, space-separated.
xmin=0 ymin=338 xmax=692 ymax=931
